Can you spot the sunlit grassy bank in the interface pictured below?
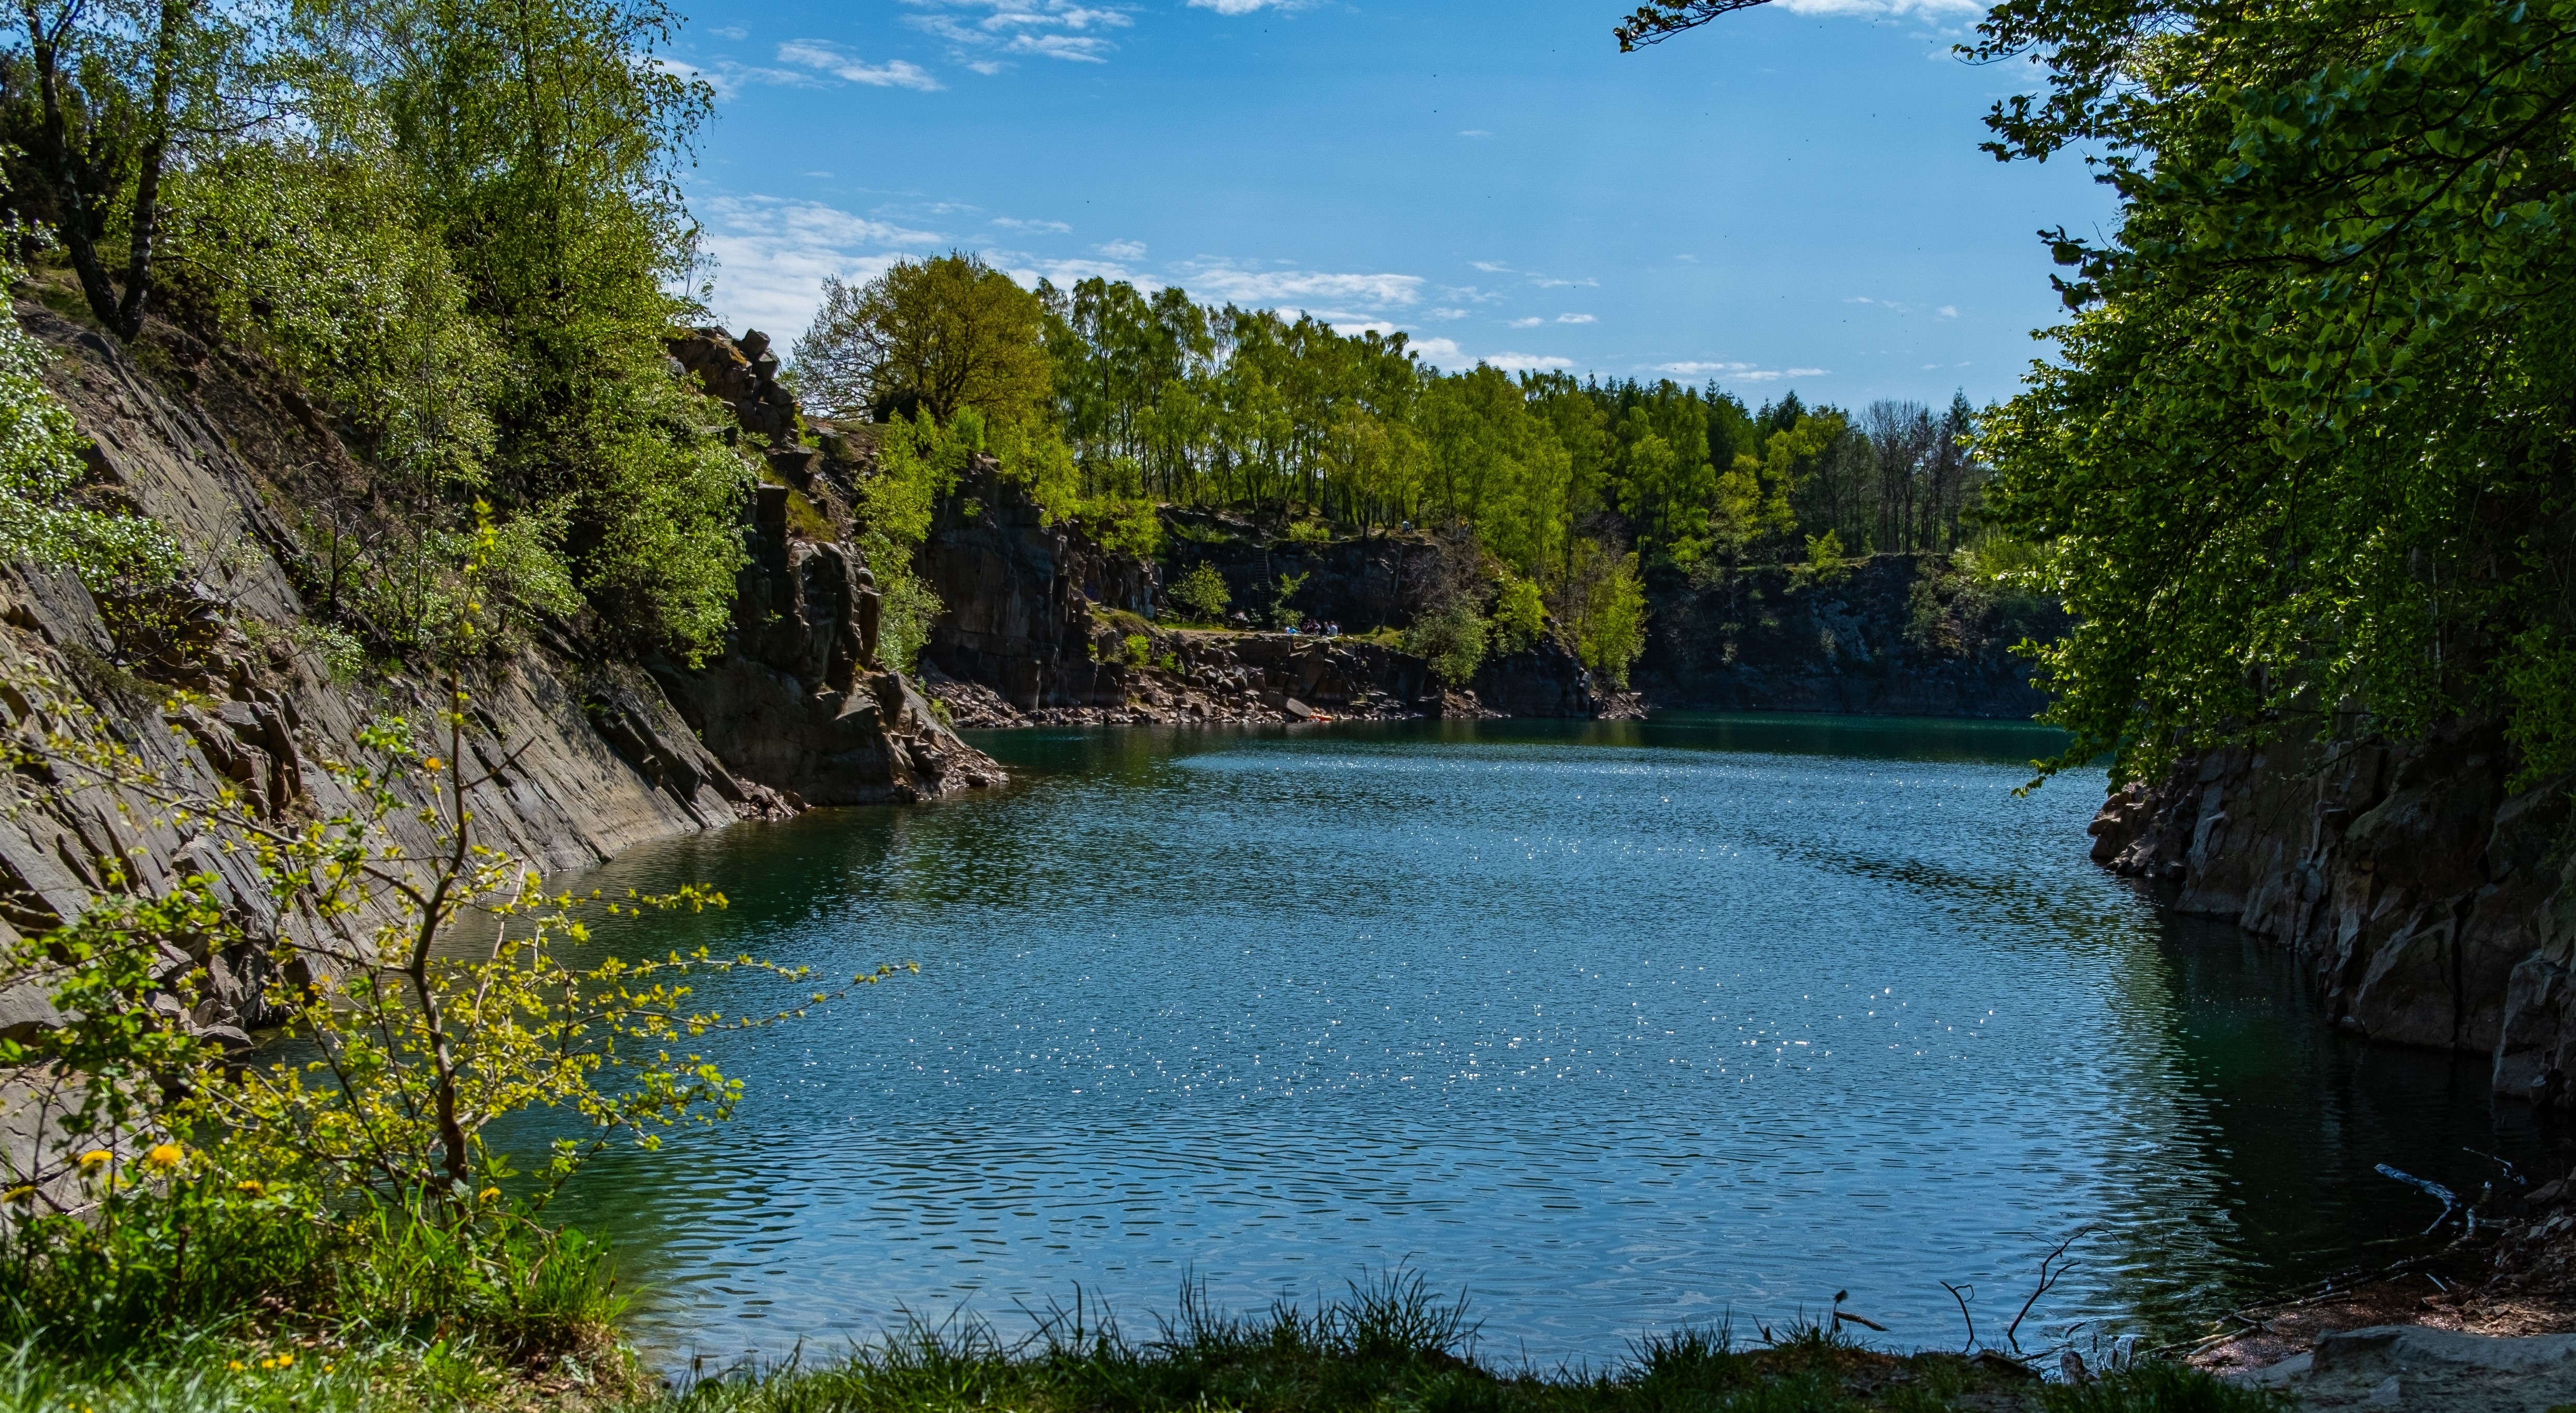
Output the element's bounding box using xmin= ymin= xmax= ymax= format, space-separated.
xmin=0 ymin=1264 xmax=2282 ymax=1413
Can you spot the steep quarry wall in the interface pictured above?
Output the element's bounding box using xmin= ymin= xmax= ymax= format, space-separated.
xmin=1635 ymin=555 xmax=2063 ymax=718
xmin=2087 ymin=722 xmax=2576 ymax=1106
xmin=917 ymin=466 xmax=1608 ymax=725
xmin=0 ymin=308 xmax=995 ymax=1047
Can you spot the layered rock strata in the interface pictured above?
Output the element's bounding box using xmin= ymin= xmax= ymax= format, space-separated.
xmin=0 ymin=307 xmax=995 ymax=1058
xmin=2087 ymin=720 xmax=2576 ymax=1105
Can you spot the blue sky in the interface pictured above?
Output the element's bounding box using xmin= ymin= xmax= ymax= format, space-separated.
xmin=666 ymin=0 xmax=2115 ymax=408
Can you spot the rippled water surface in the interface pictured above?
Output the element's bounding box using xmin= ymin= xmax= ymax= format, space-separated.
xmin=525 ymin=715 xmax=2549 ymax=1366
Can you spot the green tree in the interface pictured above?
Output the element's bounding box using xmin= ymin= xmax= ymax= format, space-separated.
xmin=795 ymin=252 xmax=1053 ymax=427
xmin=1173 ymin=561 xmax=1232 ymax=622
xmin=1409 ymin=597 xmax=1489 ymax=687
xmin=1491 ymin=575 xmax=1547 ymax=654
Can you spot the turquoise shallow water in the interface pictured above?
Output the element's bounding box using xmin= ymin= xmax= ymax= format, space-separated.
xmin=523 ymin=714 xmax=2552 ymax=1368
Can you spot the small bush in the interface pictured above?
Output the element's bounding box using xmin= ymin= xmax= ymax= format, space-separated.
xmin=1172 ymin=561 xmax=1231 ymax=622
xmin=1409 ymin=599 xmax=1488 ymax=687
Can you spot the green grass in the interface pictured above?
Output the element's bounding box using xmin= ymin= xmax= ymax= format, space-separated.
xmin=646 ymin=1275 xmax=2285 ymax=1413
xmin=0 ymin=1225 xmax=2286 ymax=1413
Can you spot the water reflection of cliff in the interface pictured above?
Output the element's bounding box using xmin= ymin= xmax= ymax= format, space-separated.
xmin=2082 ymin=909 xmax=2551 ymax=1339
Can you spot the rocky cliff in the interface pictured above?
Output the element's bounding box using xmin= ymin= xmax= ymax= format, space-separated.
xmin=2087 ymin=721 xmax=2576 ymax=1106
xmin=1635 ymin=554 xmax=2062 ymax=718
xmin=0 ymin=309 xmax=995 ymax=1050
xmin=916 ymin=467 xmax=1609 ymax=725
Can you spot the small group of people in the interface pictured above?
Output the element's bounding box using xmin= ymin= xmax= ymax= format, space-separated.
xmin=1291 ymin=618 xmax=1342 ymax=637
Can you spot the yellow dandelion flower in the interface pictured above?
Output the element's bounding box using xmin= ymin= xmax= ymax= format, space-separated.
xmin=235 ymin=1179 xmax=265 ymax=1196
xmin=76 ymin=1149 xmax=111 ymax=1170
xmin=227 ymin=1361 xmax=244 ymax=1373
xmin=4 ymin=1186 xmax=34 ymax=1203
xmin=477 ymin=1186 xmax=501 ymax=1203
xmin=274 ymin=1352 xmax=294 ymax=1368
xmin=422 ymin=757 xmax=443 ymax=772
xmin=144 ymin=1143 xmax=183 ymax=1169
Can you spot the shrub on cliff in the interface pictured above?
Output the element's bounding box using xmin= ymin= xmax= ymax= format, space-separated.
xmin=1173 ymin=562 xmax=1232 ymax=624
xmin=115 ymin=0 xmax=751 ymax=667
xmin=0 ymin=260 xmax=182 ymax=591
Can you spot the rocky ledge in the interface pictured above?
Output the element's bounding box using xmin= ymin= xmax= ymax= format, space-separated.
xmin=2086 ymin=718 xmax=2576 ymax=1105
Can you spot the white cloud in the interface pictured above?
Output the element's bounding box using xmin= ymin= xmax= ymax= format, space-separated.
xmin=1410 ymin=337 xmax=1464 ymax=363
xmin=1096 ymin=239 xmax=1147 ymax=258
xmin=904 ymin=0 xmax=1132 ymax=65
xmin=1175 ymin=263 xmax=1424 ymax=311
xmin=1486 ymin=352 xmax=1574 ymax=372
xmin=707 ymin=24 xmax=748 ymax=39
xmin=992 ymin=216 xmax=1073 ymax=232
xmin=1529 ymin=275 xmax=1597 ymax=289
xmin=1426 ymin=307 xmax=1469 ymax=320
xmin=1334 ymin=320 xmax=1399 ymax=338
xmin=1507 ymin=317 xmax=1544 ymax=328
xmin=1938 ymin=305 xmax=1959 ymax=318
xmin=1651 ymin=360 xmax=1826 ymax=383
xmin=649 ymin=55 xmax=821 ymax=101
xmin=695 ymin=196 xmax=944 ymax=342
xmin=1557 ymin=312 xmax=1596 ymax=324
xmin=777 ymin=39 xmax=943 ymax=89
xmin=1470 ymin=260 xmax=1513 ymax=273
xmin=991 ymin=254 xmax=1146 ymax=289
xmin=1189 ymin=0 xmax=1309 ymax=11
xmin=1458 ymin=129 xmax=1493 ymax=138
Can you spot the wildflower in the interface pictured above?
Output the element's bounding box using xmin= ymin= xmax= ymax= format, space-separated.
xmin=144 ymin=1142 xmax=184 ymax=1170
xmin=76 ymin=1149 xmax=110 ymax=1171
xmin=274 ymin=1352 xmax=294 ymax=1369
xmin=227 ymin=1361 xmax=244 ymax=1373
xmin=4 ymin=1186 xmax=33 ymax=1204
xmin=422 ymin=756 xmax=443 ymax=772
xmin=478 ymin=1186 xmax=501 ymax=1203
xmin=235 ymin=1179 xmax=265 ymax=1196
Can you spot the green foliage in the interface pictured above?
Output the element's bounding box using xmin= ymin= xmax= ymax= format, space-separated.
xmin=1270 ymin=570 xmax=1311 ymax=630
xmin=0 ymin=261 xmax=183 ymax=589
xmin=1285 ymin=519 xmax=1333 ymax=543
xmin=1491 ymin=575 xmax=1547 ymax=654
xmin=1172 ymin=561 xmax=1231 ymax=622
xmin=138 ymin=0 xmax=747 ymax=665
xmin=1409 ymin=598 xmax=1489 ymax=687
xmin=1556 ymin=539 xmax=1648 ymax=689
xmin=1804 ymin=530 xmax=1849 ymax=584
xmin=1961 ymin=0 xmax=2576 ymax=784
xmin=0 ymin=544 xmax=872 ymax=1367
xmin=794 ymin=252 xmax=1054 ymax=426
xmin=1123 ymin=633 xmax=1151 ymax=668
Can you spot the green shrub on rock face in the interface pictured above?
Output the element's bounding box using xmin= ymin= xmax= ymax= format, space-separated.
xmin=0 ymin=262 xmax=183 ymax=591
xmin=1173 ymin=562 xmax=1232 ymax=623
xmin=1409 ymin=599 xmax=1488 ymax=687
xmin=1491 ymin=577 xmax=1546 ymax=655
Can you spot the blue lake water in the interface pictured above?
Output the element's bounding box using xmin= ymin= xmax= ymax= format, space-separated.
xmin=526 ymin=714 xmax=2549 ymax=1369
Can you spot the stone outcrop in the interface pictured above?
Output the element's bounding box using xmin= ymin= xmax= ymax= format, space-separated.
xmin=2086 ymin=720 xmax=2576 ymax=1105
xmin=916 ymin=461 xmax=1608 ymax=725
xmin=1635 ymin=554 xmax=2063 ymax=718
xmin=0 ymin=306 xmax=998 ymax=1061
xmin=1160 ymin=511 xmax=1450 ymax=633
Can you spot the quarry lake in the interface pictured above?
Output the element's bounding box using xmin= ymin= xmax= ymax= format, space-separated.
xmin=527 ymin=715 xmax=2548 ymax=1368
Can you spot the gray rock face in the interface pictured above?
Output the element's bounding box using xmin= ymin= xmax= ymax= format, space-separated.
xmin=0 ymin=307 xmax=1001 ymax=1057
xmin=2237 ymin=1324 xmax=2576 ymax=1411
xmin=2089 ymin=719 xmax=2576 ymax=1103
xmin=1634 ymin=555 xmax=2064 ymax=718
xmin=919 ymin=465 xmax=1606 ymax=720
